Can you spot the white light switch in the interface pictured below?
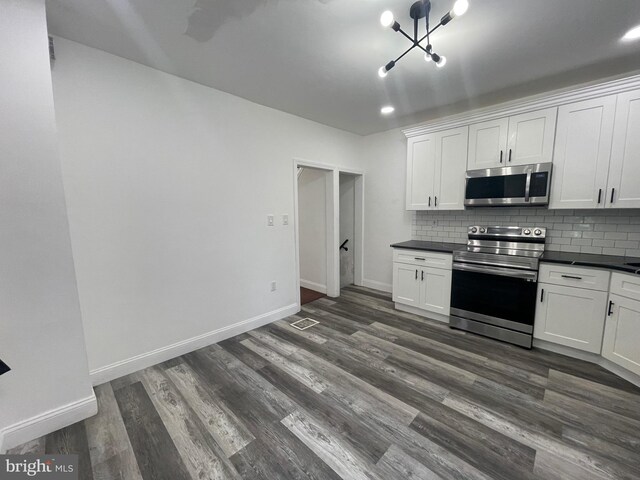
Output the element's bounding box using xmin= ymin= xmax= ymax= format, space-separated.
xmin=282 ymin=214 xmax=289 ymax=226
xmin=267 ymin=214 xmax=274 ymax=226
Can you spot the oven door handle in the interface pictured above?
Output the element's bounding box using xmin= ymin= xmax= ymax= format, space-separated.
xmin=453 ymin=262 xmax=538 ymax=281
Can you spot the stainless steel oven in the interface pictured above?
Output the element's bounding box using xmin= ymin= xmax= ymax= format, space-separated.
xmin=464 ymin=163 xmax=552 ymax=207
xmin=449 ymin=226 xmax=547 ymax=348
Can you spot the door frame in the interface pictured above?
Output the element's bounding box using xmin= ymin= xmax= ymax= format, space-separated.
xmin=293 ymin=158 xmax=364 ymax=303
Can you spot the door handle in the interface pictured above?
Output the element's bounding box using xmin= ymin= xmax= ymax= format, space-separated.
xmin=610 ymin=188 xmax=615 ymax=204
xmin=608 ymin=300 xmax=614 ymax=316
xmin=499 ymin=150 xmax=503 ymax=163
xmin=540 ymin=288 xmax=544 ymax=302
xmin=508 ymin=149 xmax=512 ymax=162
xmin=597 ymin=188 xmax=602 ymax=204
xmin=421 ymin=270 xmax=424 ymax=281
xmin=415 ymin=269 xmax=418 ymax=280
xmin=434 ymin=196 xmax=438 ymax=207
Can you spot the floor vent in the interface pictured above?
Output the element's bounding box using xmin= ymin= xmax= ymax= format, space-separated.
xmin=291 ymin=318 xmax=319 ymax=331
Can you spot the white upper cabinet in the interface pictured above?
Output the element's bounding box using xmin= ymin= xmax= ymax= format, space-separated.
xmin=406 ymin=127 xmax=468 ymax=211
xmin=406 ymin=135 xmax=436 ymax=210
xmin=549 ymin=96 xmax=616 ymax=209
xmin=506 ymin=108 xmax=557 ymax=166
xmin=434 ymin=126 xmax=468 ymax=210
xmin=467 ymin=118 xmax=509 ymax=170
xmin=467 ymin=108 xmax=557 ymax=170
xmin=607 ymin=90 xmax=640 ymax=208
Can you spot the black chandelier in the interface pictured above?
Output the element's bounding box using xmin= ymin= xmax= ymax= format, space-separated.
xmin=378 ymin=0 xmax=469 ymax=77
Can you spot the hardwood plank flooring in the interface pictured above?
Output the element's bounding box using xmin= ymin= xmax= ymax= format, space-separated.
xmin=11 ymin=285 xmax=640 ymax=479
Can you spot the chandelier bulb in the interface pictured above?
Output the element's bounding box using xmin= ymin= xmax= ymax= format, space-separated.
xmin=424 ymin=53 xmax=432 ymax=62
xmin=452 ymin=0 xmax=469 ymax=17
xmin=380 ymin=11 xmax=395 ymax=28
xmin=378 ymin=66 xmax=388 ymax=78
xmin=436 ymin=55 xmax=447 ymax=68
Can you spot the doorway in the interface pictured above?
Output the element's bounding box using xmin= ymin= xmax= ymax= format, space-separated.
xmin=293 ymin=160 xmax=364 ymax=306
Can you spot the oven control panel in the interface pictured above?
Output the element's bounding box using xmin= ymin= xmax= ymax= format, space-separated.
xmin=468 ymin=226 xmax=547 ymax=239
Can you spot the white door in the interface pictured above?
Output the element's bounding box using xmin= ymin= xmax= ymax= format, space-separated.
xmin=534 ymin=283 xmax=607 ymax=354
xmin=506 ymin=108 xmax=557 ymax=166
xmin=392 ymin=263 xmax=420 ymax=306
xmin=434 ymin=126 xmax=468 ymax=211
xmin=467 ymin=118 xmax=509 ymax=170
xmin=406 ymin=134 xmax=436 ymax=210
xmin=549 ymin=97 xmax=616 ymax=209
xmin=602 ymin=294 xmax=640 ymax=376
xmin=418 ymin=267 xmax=452 ymax=315
xmin=607 ymin=89 xmax=640 ymax=208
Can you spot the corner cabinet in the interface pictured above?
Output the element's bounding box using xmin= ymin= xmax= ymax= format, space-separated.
xmin=602 ymin=273 xmax=640 ymax=376
xmin=392 ymin=249 xmax=452 ymax=318
xmin=406 ymin=127 xmax=468 ymax=211
xmin=467 ymin=108 xmax=557 ymax=170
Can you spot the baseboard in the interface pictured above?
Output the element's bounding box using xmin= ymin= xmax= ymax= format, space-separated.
xmin=300 ymin=280 xmax=327 ymax=294
xmin=89 ymin=303 xmax=299 ymax=386
xmin=533 ymin=339 xmax=640 ymax=388
xmin=362 ymin=278 xmax=392 ymax=293
xmin=394 ymin=302 xmax=449 ymax=323
xmin=0 ymin=393 xmax=97 ymax=453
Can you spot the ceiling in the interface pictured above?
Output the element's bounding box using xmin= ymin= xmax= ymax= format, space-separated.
xmin=46 ymin=0 xmax=640 ymax=135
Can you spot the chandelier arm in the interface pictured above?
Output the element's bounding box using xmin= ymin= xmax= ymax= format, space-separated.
xmin=417 ymin=20 xmax=443 ymax=46
xmin=394 ymin=44 xmax=418 ymax=63
xmin=397 ymin=27 xmax=417 ymax=45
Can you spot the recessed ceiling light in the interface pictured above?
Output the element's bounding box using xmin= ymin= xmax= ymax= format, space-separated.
xmin=622 ymin=25 xmax=640 ymax=41
xmin=381 ymin=106 xmax=395 ymax=115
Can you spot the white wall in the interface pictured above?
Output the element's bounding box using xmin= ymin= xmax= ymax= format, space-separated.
xmin=360 ymin=129 xmax=413 ymax=292
xmin=51 ymin=38 xmax=362 ymax=382
xmin=298 ymin=168 xmax=329 ymax=293
xmin=0 ymin=0 xmax=95 ymax=451
xmin=339 ymin=174 xmax=355 ymax=287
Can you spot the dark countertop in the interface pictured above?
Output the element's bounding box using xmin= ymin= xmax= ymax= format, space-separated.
xmin=391 ymin=240 xmax=640 ymax=275
xmin=390 ymin=240 xmax=466 ymax=253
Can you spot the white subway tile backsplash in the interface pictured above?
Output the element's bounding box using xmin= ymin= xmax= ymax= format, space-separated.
xmin=413 ymin=208 xmax=640 ymax=257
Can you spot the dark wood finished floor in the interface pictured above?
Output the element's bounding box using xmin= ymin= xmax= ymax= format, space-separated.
xmin=301 ymin=286 xmax=326 ymax=305
xmin=10 ymin=286 xmax=640 ymax=479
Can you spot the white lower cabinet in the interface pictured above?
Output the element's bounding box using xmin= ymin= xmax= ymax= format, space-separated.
xmin=392 ymin=249 xmax=452 ymax=316
xmin=602 ymin=273 xmax=640 ymax=376
xmin=534 ymin=283 xmax=608 ymax=353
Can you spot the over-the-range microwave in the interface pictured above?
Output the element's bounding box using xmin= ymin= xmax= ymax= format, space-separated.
xmin=464 ymin=163 xmax=552 ymax=207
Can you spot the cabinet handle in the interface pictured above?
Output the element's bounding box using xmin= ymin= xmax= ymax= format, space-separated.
xmin=540 ymin=288 xmax=544 ymax=302
xmin=608 ymin=300 xmax=614 ymax=316
xmin=597 ymin=188 xmax=602 ymax=204
xmin=421 ymin=270 xmax=424 ymax=281
xmin=499 ymin=150 xmax=503 ymax=163
xmin=415 ymin=269 xmax=418 ymax=280
xmin=434 ymin=196 xmax=438 ymax=207
xmin=561 ymin=275 xmax=583 ymax=280
xmin=508 ymin=149 xmax=512 ymax=162
xmin=428 ymin=196 xmax=431 ymax=207
xmin=610 ymin=188 xmax=615 ymax=204
xmin=414 ymin=257 xmax=426 ymax=261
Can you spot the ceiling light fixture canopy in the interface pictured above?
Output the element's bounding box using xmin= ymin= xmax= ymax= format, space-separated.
xmin=378 ymin=0 xmax=468 ymax=77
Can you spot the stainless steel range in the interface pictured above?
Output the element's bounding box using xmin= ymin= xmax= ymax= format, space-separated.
xmin=449 ymin=225 xmax=547 ymax=348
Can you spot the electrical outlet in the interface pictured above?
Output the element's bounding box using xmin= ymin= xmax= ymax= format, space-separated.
xmin=267 ymin=214 xmax=274 ymax=226
xmin=270 ymin=281 xmax=277 ymax=292
xmin=282 ymin=214 xmax=289 ymax=226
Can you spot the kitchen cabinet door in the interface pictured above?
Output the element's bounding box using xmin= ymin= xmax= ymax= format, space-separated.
xmin=602 ymin=294 xmax=640 ymax=376
xmin=392 ymin=263 xmax=420 ymax=307
xmin=434 ymin=126 xmax=468 ymax=210
xmin=418 ymin=267 xmax=452 ymax=315
xmin=467 ymin=118 xmax=509 ymax=170
xmin=406 ymin=134 xmax=436 ymax=210
xmin=607 ymin=89 xmax=640 ymax=208
xmin=534 ymin=283 xmax=607 ymax=353
xmin=549 ymin=96 xmax=616 ymax=209
xmin=506 ymin=108 xmax=557 ymax=166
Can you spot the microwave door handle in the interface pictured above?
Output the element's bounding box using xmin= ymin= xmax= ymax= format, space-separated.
xmin=524 ymin=172 xmax=532 ymax=203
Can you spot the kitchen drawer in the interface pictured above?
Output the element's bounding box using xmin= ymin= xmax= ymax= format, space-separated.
xmin=393 ymin=249 xmax=452 ymax=269
xmin=610 ymin=272 xmax=640 ymax=301
xmin=539 ymin=263 xmax=610 ymax=292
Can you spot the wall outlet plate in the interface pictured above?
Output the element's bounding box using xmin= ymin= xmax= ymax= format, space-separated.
xmin=282 ymin=214 xmax=289 ymax=226
xmin=267 ymin=214 xmax=274 ymax=226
